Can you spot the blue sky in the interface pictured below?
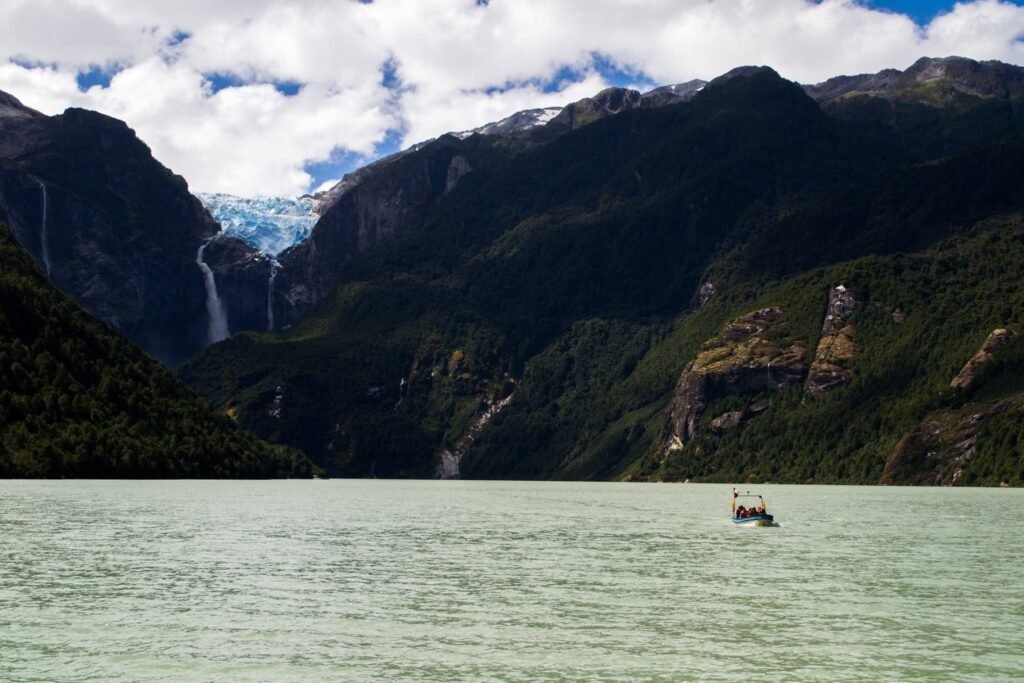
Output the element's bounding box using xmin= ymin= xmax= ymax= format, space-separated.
xmin=869 ymin=0 xmax=1020 ymax=24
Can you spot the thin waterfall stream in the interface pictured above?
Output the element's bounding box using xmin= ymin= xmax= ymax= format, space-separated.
xmin=196 ymin=239 xmax=230 ymax=343
xmin=267 ymin=259 xmax=281 ymax=331
xmin=34 ymin=178 xmax=51 ymax=276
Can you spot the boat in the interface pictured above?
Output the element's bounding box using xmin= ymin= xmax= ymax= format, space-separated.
xmin=731 ymin=488 xmax=775 ymax=527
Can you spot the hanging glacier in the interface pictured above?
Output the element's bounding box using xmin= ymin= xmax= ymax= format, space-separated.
xmin=196 ymin=192 xmax=318 ymax=257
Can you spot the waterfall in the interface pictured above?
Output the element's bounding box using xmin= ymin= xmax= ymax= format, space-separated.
xmin=196 ymin=240 xmax=230 ymax=343
xmin=394 ymin=377 xmax=406 ymax=411
xmin=34 ymin=178 xmax=51 ymax=276
xmin=267 ymin=259 xmax=281 ymax=331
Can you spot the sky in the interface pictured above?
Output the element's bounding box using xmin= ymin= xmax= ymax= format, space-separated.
xmin=1 ymin=0 xmax=1022 ymax=197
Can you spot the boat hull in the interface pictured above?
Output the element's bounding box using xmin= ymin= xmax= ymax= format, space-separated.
xmin=731 ymin=516 xmax=774 ymax=527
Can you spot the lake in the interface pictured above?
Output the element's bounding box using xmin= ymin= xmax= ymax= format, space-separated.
xmin=1 ymin=480 xmax=1022 ymax=681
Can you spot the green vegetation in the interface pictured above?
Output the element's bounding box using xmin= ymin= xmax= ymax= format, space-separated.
xmin=179 ymin=70 xmax=1024 ymax=485
xmin=634 ymin=216 xmax=1024 ymax=486
xmin=0 ymin=223 xmax=315 ymax=478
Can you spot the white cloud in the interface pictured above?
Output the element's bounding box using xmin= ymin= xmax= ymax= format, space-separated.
xmin=1 ymin=0 xmax=1023 ymax=196
xmin=313 ymin=178 xmax=342 ymax=194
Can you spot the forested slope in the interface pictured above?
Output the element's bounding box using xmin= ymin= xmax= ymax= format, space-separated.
xmin=0 ymin=224 xmax=315 ymax=478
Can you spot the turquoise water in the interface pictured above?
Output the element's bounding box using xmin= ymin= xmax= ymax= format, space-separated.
xmin=1 ymin=481 xmax=1022 ymax=681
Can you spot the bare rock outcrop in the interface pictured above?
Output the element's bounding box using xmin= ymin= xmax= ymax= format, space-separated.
xmin=950 ymin=328 xmax=1014 ymax=392
xmin=444 ymin=155 xmax=472 ymax=194
xmin=709 ymin=411 xmax=744 ymax=432
xmin=660 ymin=308 xmax=806 ymax=451
xmin=697 ymin=281 xmax=715 ymax=307
xmin=436 ymin=392 xmax=514 ymax=479
xmin=881 ymin=401 xmax=1010 ymax=485
xmin=806 ymin=284 xmax=860 ymax=396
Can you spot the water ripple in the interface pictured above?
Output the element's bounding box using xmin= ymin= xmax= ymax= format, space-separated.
xmin=1 ymin=480 xmax=1022 ymax=681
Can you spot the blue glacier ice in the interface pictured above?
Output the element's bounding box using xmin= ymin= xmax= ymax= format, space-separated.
xmin=196 ymin=192 xmax=318 ymax=257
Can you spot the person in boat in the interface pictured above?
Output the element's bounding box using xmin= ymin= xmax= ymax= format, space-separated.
xmin=736 ymin=505 xmax=747 ymax=518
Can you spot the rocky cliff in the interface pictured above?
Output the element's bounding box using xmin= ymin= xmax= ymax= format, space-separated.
xmin=659 ymin=283 xmax=865 ymax=457
xmin=0 ymin=91 xmax=275 ymax=364
xmin=659 ymin=308 xmax=807 ymax=451
xmin=950 ymin=327 xmax=1013 ymax=391
xmin=275 ymin=138 xmax=474 ymax=325
xmin=0 ymin=97 xmax=226 ymax=364
xmin=806 ymin=284 xmax=860 ymax=395
xmin=880 ymin=400 xmax=1011 ymax=486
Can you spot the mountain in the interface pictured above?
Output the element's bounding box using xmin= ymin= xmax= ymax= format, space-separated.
xmin=4 ymin=55 xmax=1018 ymax=368
xmin=2 ymin=56 xmax=1021 ymax=485
xmin=805 ymin=56 xmax=1024 ymax=105
xmin=454 ymin=106 xmax=564 ymax=138
xmin=0 ymin=222 xmax=315 ymax=478
xmin=0 ymin=92 xmax=274 ymax=366
xmin=178 ymin=58 xmax=1024 ymax=485
xmin=225 ymin=57 xmax=1024 ymax=333
xmin=260 ymin=80 xmax=711 ymax=329
xmin=0 ymin=78 xmax=707 ymax=356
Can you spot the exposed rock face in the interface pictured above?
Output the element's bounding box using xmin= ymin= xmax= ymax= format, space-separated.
xmin=881 ymin=401 xmax=1009 ymax=485
xmin=436 ymin=392 xmax=514 ymax=479
xmin=951 ymin=328 xmax=1014 ymax=391
xmin=709 ymin=411 xmax=744 ymax=432
xmin=641 ymin=80 xmax=707 ymax=107
xmin=444 ymin=155 xmax=472 ymax=194
xmin=0 ymin=94 xmax=237 ymax=365
xmin=548 ymin=87 xmax=644 ymax=132
xmin=806 ymin=284 xmax=860 ymax=396
xmin=202 ymin=236 xmax=276 ymax=334
xmin=697 ymin=281 xmax=715 ymax=307
xmin=660 ymin=308 xmax=806 ymax=451
xmin=276 ymin=139 xmax=467 ymax=326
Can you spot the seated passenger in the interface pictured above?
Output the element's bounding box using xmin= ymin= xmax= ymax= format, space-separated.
xmin=736 ymin=505 xmax=746 ymax=518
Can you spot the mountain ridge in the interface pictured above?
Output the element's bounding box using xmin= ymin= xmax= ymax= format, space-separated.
xmin=177 ymin=59 xmax=1024 ymax=484
xmin=3 ymin=56 xmax=1023 ymax=484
